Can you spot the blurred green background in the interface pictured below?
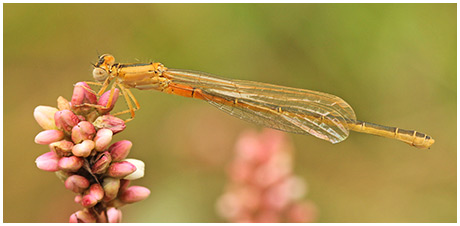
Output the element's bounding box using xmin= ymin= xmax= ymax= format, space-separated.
xmin=4 ymin=3 xmax=456 ymax=223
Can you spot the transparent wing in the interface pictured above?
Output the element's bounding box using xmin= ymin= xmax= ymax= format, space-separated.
xmin=165 ymin=69 xmax=357 ymax=144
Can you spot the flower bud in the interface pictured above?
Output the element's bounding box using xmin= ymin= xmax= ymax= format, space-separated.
xmin=97 ymin=88 xmax=120 ymax=114
xmin=109 ymin=140 xmax=132 ymax=162
xmin=102 ymin=177 xmax=120 ymax=202
xmin=54 ymin=110 xmax=80 ymax=133
xmin=34 ymin=130 xmax=64 ymax=145
xmin=58 ymin=156 xmax=84 ymax=172
xmin=119 ymin=186 xmax=150 ymax=203
xmin=49 ymin=140 xmax=74 ymax=156
xmin=65 ymin=175 xmax=90 ymax=193
xmin=93 ymin=115 xmax=126 ymax=134
xmin=94 ymin=129 xmax=113 ymax=151
xmin=71 ymin=121 xmax=96 ymax=144
xmin=71 ymin=82 xmax=97 ymax=106
xmin=123 ymin=158 xmax=145 ymax=180
xmin=88 ymin=183 xmax=104 ymax=201
xmin=81 ymin=184 xmax=104 ymax=207
xmin=69 ymin=209 xmax=97 ymax=223
xmin=57 ymin=96 xmax=71 ymax=111
xmin=81 ymin=194 xmax=98 ymax=208
xmin=35 ymin=151 xmax=60 ymax=172
xmin=74 ymin=194 xmax=82 ymax=203
xmin=106 ymin=161 xmax=136 ymax=178
xmin=107 ymin=207 xmax=122 ymax=223
xmin=72 ymin=140 xmax=95 ymax=157
xmin=33 ymin=106 xmax=58 ymax=130
xmin=91 ymin=151 xmax=112 ymax=174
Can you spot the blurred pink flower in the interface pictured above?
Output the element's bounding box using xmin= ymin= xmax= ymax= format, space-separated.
xmin=33 ymin=82 xmax=149 ymax=223
xmin=216 ymin=129 xmax=318 ymax=223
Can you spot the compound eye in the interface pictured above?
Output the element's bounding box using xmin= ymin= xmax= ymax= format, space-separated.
xmin=96 ymin=54 xmax=115 ymax=67
xmin=93 ymin=68 xmax=109 ymax=82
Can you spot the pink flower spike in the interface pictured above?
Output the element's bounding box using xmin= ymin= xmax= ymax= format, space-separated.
xmin=33 ymin=106 xmax=58 ymax=130
xmin=102 ymin=177 xmax=120 ymax=202
xmin=58 ymin=156 xmax=84 ymax=172
xmin=109 ymin=140 xmax=132 ymax=162
xmin=71 ymin=121 xmax=96 ymax=144
xmin=35 ymin=151 xmax=60 ymax=172
xmin=54 ymin=110 xmax=80 ymax=133
xmin=71 ymin=82 xmax=97 ymax=106
xmin=97 ymin=88 xmax=120 ymax=114
xmin=106 ymin=161 xmax=136 ymax=178
xmin=94 ymin=129 xmax=113 ymax=152
xmin=72 ymin=140 xmax=95 ymax=157
xmin=65 ymin=175 xmax=90 ymax=193
xmin=34 ymin=130 xmax=64 ymax=145
xmin=69 ymin=209 xmax=97 ymax=223
xmin=107 ymin=207 xmax=122 ymax=223
xmin=91 ymin=151 xmax=112 ymax=174
xmin=119 ymin=186 xmax=151 ymax=204
xmin=93 ymin=115 xmax=126 ymax=134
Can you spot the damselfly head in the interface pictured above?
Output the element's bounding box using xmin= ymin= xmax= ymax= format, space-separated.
xmin=96 ymin=54 xmax=115 ymax=68
xmin=93 ymin=68 xmax=109 ymax=82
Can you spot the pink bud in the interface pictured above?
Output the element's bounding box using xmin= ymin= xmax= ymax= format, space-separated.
xmin=71 ymin=82 xmax=97 ymax=106
xmin=81 ymin=194 xmax=98 ymax=208
xmin=54 ymin=110 xmax=80 ymax=133
xmin=93 ymin=115 xmax=126 ymax=134
xmin=57 ymin=96 xmax=71 ymax=111
xmin=35 ymin=151 xmax=60 ymax=172
xmin=109 ymin=140 xmax=132 ymax=161
xmin=91 ymin=151 xmax=112 ymax=174
xmin=123 ymin=159 xmax=145 ymax=180
xmin=71 ymin=121 xmax=96 ymax=144
xmin=72 ymin=140 xmax=95 ymax=157
xmin=34 ymin=130 xmax=64 ymax=145
xmin=264 ymin=181 xmax=291 ymax=211
xmin=88 ymin=183 xmax=104 ymax=201
xmin=106 ymin=161 xmax=136 ymax=178
xmin=107 ymin=207 xmax=122 ymax=223
xmin=119 ymin=186 xmax=151 ymax=203
xmin=81 ymin=184 xmax=104 ymax=207
xmin=65 ymin=175 xmax=90 ymax=193
xmin=97 ymin=88 xmax=120 ymax=114
xmin=33 ymin=106 xmax=58 ymax=130
xmin=69 ymin=209 xmax=96 ymax=223
xmin=74 ymin=195 xmax=82 ymax=203
xmin=94 ymin=129 xmax=113 ymax=151
xmin=102 ymin=177 xmax=120 ymax=202
xmin=58 ymin=156 xmax=84 ymax=172
xmin=49 ymin=140 xmax=74 ymax=156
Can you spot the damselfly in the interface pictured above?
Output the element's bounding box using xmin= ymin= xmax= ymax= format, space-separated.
xmin=90 ymin=54 xmax=434 ymax=149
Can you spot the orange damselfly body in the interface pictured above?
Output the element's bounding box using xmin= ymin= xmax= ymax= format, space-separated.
xmin=91 ymin=54 xmax=435 ymax=149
